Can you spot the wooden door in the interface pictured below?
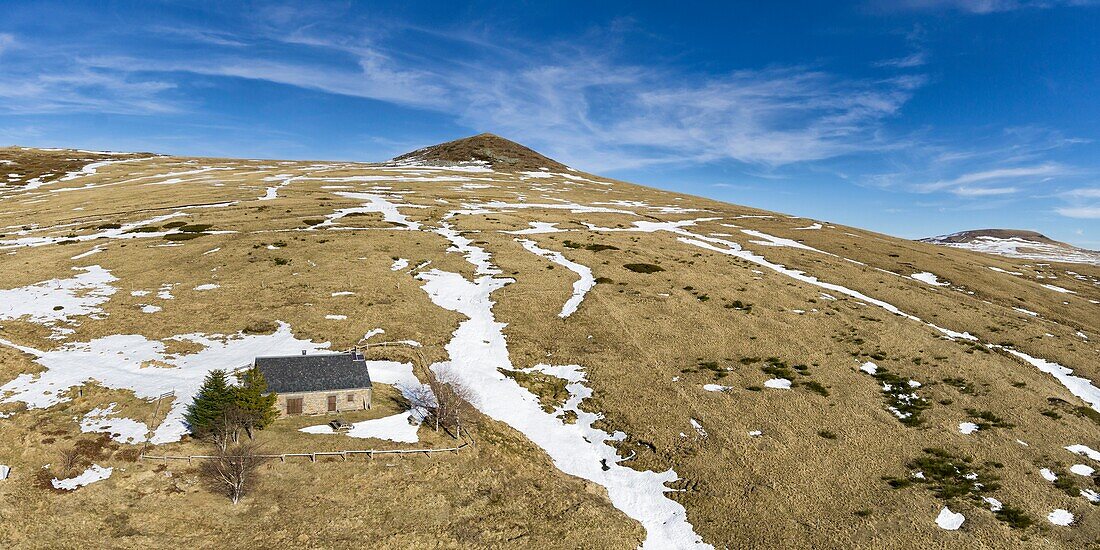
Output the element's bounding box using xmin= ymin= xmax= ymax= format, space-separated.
xmin=286 ymin=397 xmax=303 ymax=415
xmin=327 ymin=395 xmax=337 ymax=412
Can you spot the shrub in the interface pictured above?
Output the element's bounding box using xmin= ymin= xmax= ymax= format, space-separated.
xmin=995 ymin=505 xmax=1033 ymax=530
xmin=179 ymin=224 xmax=213 ymax=233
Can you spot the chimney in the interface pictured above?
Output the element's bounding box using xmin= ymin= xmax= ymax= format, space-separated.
xmin=301 ymin=350 xmax=307 ymax=355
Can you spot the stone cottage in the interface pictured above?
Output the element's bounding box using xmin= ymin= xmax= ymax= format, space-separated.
xmin=254 ymin=350 xmax=372 ymax=416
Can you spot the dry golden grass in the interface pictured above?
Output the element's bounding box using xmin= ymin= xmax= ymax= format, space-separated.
xmin=0 ymin=148 xmax=1096 ymax=548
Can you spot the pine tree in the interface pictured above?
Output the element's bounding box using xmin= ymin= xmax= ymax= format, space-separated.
xmin=184 ymin=369 xmax=235 ymax=436
xmin=233 ymin=366 xmax=279 ymax=432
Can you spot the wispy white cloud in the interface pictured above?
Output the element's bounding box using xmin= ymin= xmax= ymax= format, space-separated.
xmin=1062 ymin=187 xmax=1100 ymax=198
xmin=912 ymin=163 xmax=1066 ymax=193
xmin=62 ymin=27 xmax=926 ymax=171
xmin=882 ymin=0 xmax=1098 ymax=13
xmin=0 ymin=64 xmax=179 ymax=115
xmin=1055 ymin=187 xmax=1100 ymax=219
xmin=1055 ymin=206 xmax=1100 ymax=218
xmin=874 ymin=52 xmax=928 ymax=68
xmin=0 ymin=33 xmax=15 ymax=55
xmin=952 ymin=186 xmax=1020 ymax=196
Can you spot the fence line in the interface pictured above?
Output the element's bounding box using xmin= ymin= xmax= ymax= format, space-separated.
xmin=139 ymin=442 xmax=468 ymax=464
xmin=137 ymin=390 xmax=175 ymax=458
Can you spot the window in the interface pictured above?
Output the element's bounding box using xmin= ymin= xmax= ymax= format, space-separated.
xmin=347 ymin=394 xmax=355 ymax=402
xmin=286 ymin=397 xmax=303 ymax=415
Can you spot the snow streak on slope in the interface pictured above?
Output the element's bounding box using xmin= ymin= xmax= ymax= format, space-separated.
xmin=641 ymin=228 xmax=1100 ymax=419
xmin=415 ymin=212 xmax=710 ymax=548
xmin=516 ymin=239 xmax=595 ymax=318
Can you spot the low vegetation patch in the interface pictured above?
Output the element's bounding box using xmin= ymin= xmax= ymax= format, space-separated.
xmin=563 ymin=240 xmax=619 ymax=251
xmin=724 ymin=300 xmax=752 ymax=312
xmin=499 ymin=368 xmax=569 ymax=412
xmin=242 ymin=321 xmax=278 ymax=335
xmin=885 ymin=450 xmax=1002 ymax=497
xmin=965 ymin=408 xmax=1014 ymax=429
xmin=942 ymin=377 xmax=975 ymax=394
xmin=867 ymin=367 xmax=929 ymax=427
xmin=624 ymin=263 xmax=664 ymax=274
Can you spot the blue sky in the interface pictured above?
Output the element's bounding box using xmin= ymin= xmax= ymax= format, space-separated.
xmin=1 ymin=1 xmax=1098 ymax=247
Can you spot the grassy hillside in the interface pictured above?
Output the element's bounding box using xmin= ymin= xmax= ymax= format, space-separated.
xmin=0 ymin=139 xmax=1096 ymax=548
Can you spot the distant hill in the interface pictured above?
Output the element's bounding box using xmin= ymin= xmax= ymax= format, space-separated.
xmin=391 ymin=132 xmax=571 ymax=172
xmin=921 ymin=229 xmax=1100 ymax=265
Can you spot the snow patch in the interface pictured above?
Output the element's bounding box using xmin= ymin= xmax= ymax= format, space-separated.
xmin=935 ymin=506 xmax=965 ymax=530
xmin=910 ymin=272 xmax=949 ymax=287
xmin=51 ymin=464 xmax=112 ymax=490
xmin=517 ymin=239 xmax=594 ymax=318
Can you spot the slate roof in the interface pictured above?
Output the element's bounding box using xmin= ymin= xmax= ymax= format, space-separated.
xmin=254 ymin=352 xmax=372 ymax=394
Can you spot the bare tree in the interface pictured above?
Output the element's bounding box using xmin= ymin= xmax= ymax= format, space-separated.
xmin=398 ymin=348 xmax=478 ymax=439
xmin=425 ymin=368 xmax=477 ymax=439
xmin=209 ymin=405 xmax=249 ymax=451
xmin=200 ymin=440 xmax=268 ymax=504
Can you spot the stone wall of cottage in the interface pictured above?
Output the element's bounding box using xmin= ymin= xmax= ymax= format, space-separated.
xmin=275 ymin=387 xmax=372 ymax=416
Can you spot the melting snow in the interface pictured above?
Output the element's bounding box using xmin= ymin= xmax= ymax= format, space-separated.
xmin=0 ymin=321 xmax=329 ymax=444
xmin=0 ymin=265 xmax=117 ymax=325
xmin=1041 ymin=283 xmax=1075 ymax=294
xmin=193 ymin=284 xmax=219 ymax=291
xmin=51 ymin=464 xmax=112 ymax=490
xmin=996 ymin=347 xmax=1100 ymax=412
xmin=414 ymin=222 xmax=709 ymax=548
xmin=301 ymin=412 xmax=420 ymax=443
xmin=80 ymin=404 xmax=149 ymax=444
xmin=910 ymin=272 xmax=949 ymax=286
xmin=935 ymin=506 xmax=965 ymax=530
xmin=1065 ymin=444 xmax=1100 ymax=462
xmin=504 ymin=221 xmax=567 ymax=235
xmin=958 ymin=422 xmax=979 ymax=435
xmin=764 ymin=378 xmax=792 ymax=389
xmin=517 ymin=239 xmax=594 ymax=318
xmin=1047 ymin=509 xmax=1073 ymax=526
xmin=390 ymin=258 xmax=409 ymax=271
xmin=1069 ymin=464 xmax=1095 ymax=476
xmin=1040 ymin=468 xmax=1058 ymax=482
